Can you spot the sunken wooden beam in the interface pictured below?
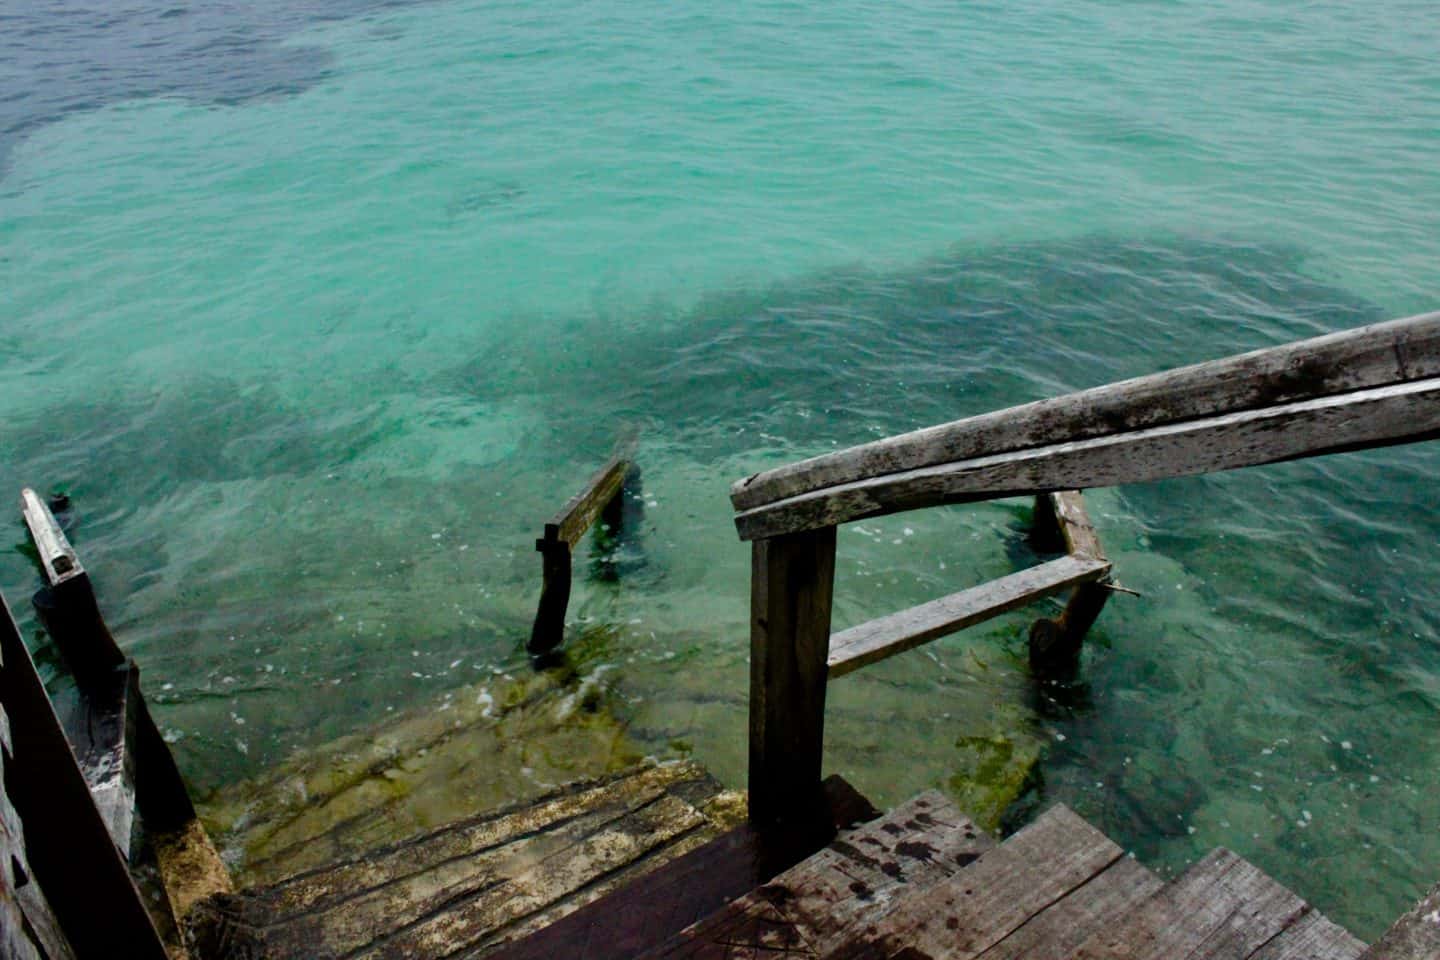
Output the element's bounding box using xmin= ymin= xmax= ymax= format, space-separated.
xmin=0 ymin=593 xmax=168 ymax=959
xmin=732 ymin=309 xmax=1440 ymax=513
xmin=529 ymin=431 xmax=639 ymax=655
xmin=828 ymin=553 xmax=1110 ymax=679
xmin=1029 ymin=490 xmax=1112 ymax=677
xmin=734 ymin=375 xmax=1440 ymax=540
xmin=748 ymin=526 xmax=836 ymax=832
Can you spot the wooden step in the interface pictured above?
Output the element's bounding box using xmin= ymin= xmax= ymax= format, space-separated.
xmin=1070 ymin=848 xmax=1363 ymax=960
xmin=1359 ymin=881 xmax=1439 ymax=960
xmin=186 ymin=761 xmax=740 ymax=960
xmin=486 ymin=775 xmax=879 ymax=960
xmin=639 ymin=790 xmax=994 ymax=959
xmin=820 ymin=803 xmax=1133 ymax=959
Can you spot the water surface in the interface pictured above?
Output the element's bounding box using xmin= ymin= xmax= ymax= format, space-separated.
xmin=2 ymin=0 xmax=1438 ymax=936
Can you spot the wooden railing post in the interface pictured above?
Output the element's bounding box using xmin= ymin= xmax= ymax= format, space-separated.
xmin=748 ymin=525 xmax=837 ymax=832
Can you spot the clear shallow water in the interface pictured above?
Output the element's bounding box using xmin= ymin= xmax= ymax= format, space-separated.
xmin=2 ymin=0 xmax=1438 ymax=937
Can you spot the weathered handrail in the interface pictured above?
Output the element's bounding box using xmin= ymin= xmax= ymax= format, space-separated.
xmin=736 ymin=310 xmax=1440 ymax=831
xmin=732 ymin=310 xmax=1440 ymax=540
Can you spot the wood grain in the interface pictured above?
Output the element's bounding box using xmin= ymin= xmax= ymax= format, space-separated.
xmin=827 ymin=554 xmax=1109 ymax=678
xmin=736 ymin=376 xmax=1440 ymax=539
xmin=733 ymin=310 xmax=1440 ymax=511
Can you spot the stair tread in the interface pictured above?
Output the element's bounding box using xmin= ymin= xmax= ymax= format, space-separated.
xmin=641 ymin=790 xmax=993 ymax=960
xmin=187 ymin=761 xmax=735 ymax=960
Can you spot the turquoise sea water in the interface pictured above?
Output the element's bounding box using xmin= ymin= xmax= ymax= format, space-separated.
xmin=2 ymin=0 xmax=1438 ymax=936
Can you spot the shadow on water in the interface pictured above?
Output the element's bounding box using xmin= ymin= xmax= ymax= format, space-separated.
xmin=0 ymin=0 xmax=436 ymax=179
xmin=2 ymin=232 xmax=1437 ymax=936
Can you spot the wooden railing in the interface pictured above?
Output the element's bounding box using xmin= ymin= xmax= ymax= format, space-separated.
xmin=733 ymin=309 xmax=1440 ymax=830
xmin=529 ymin=430 xmax=640 ymax=655
xmin=1 ymin=492 xmax=233 ymax=959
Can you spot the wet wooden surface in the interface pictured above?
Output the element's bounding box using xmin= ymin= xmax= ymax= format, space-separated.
xmin=188 ymin=761 xmax=745 ymax=960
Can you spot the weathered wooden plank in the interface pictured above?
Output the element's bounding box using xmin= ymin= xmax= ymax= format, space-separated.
xmin=1362 ymin=881 xmax=1440 ymax=960
xmin=825 ymin=804 xmax=1122 ymax=960
xmin=1069 ymin=848 xmax=1307 ymax=960
xmin=57 ymin=663 xmax=139 ymax=860
xmin=546 ymin=431 xmax=639 ymax=548
xmin=1253 ymin=909 xmax=1365 ymax=960
xmin=644 ymin=792 xmax=994 ymax=960
xmin=0 ymin=591 xmax=167 ymax=959
xmin=972 ymin=856 xmax=1164 ymax=960
xmin=732 ymin=310 xmax=1440 ymax=511
xmin=20 ymin=488 xmax=84 ymax=586
xmin=228 ymin=762 xmax=712 ymax=924
xmin=1048 ymin=490 xmax=1103 ymax=559
xmin=828 ymin=554 xmax=1110 ymax=678
xmin=736 ymin=376 xmax=1440 ymax=540
xmin=341 ymin=793 xmax=708 ymax=960
xmin=530 ymin=432 xmax=639 ymax=654
xmin=1 ymin=744 xmax=51 ymax=960
xmin=749 ymin=526 xmax=837 ymax=831
xmin=487 ymin=775 xmax=878 ymax=960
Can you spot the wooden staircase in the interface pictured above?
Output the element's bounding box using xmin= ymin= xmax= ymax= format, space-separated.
xmin=488 ymin=794 xmax=1368 ymax=960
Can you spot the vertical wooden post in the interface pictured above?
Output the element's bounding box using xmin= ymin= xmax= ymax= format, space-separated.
xmin=528 ymin=537 xmax=573 ymax=655
xmin=748 ymin=525 xmax=837 ymax=832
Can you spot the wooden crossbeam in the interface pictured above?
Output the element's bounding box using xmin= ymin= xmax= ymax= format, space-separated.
xmin=735 ymin=375 xmax=1440 ymax=540
xmin=828 ymin=554 xmax=1110 ymax=678
xmin=732 ymin=310 xmax=1440 ymax=514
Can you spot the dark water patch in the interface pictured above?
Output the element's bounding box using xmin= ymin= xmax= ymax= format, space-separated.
xmin=444 ymin=234 xmax=1384 ymax=469
xmin=0 ymin=0 xmax=431 ymax=178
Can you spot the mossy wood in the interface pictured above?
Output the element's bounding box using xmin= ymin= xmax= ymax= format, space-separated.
xmin=530 ymin=430 xmax=639 ymax=654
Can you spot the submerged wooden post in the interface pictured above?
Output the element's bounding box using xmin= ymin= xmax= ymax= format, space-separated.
xmin=748 ymin=525 xmax=837 ymax=832
xmin=529 ymin=432 xmax=639 ymax=655
xmin=1028 ymin=491 xmax=1110 ymax=677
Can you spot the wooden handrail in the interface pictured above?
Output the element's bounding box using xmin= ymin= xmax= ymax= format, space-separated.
xmin=732 ymin=310 xmax=1440 ymax=538
xmin=736 ymin=311 xmax=1439 ymax=832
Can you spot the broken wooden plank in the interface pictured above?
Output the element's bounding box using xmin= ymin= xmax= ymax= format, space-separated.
xmin=749 ymin=526 xmax=837 ymax=831
xmin=972 ymin=856 xmax=1164 ymax=960
xmin=735 ymin=376 xmax=1440 ymax=540
xmin=546 ymin=430 xmax=639 ymax=548
xmin=0 ymin=591 xmax=167 ymax=959
xmin=1253 ymin=909 xmax=1365 ymax=960
xmin=826 ymin=804 xmax=1122 ymax=960
xmin=486 ymin=775 xmax=878 ymax=960
xmin=530 ymin=430 xmax=640 ymax=654
xmin=1068 ymin=848 xmax=1308 ymax=960
xmin=732 ymin=310 xmax=1440 ymax=511
xmin=642 ymin=791 xmax=994 ymax=960
xmin=20 ymin=488 xmax=84 ymax=586
xmin=1362 ymin=880 xmax=1440 ymax=960
xmin=828 ymin=554 xmax=1110 ymax=678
